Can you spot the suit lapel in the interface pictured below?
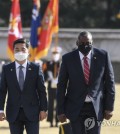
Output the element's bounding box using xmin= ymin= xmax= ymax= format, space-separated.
xmin=23 ymin=62 xmax=33 ymax=90
xmin=9 ymin=62 xmax=21 ymax=92
xmin=89 ymin=48 xmax=97 ymax=85
xmin=73 ymin=50 xmax=85 ymax=84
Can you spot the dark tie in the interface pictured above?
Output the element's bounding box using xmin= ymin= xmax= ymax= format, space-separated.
xmin=19 ymin=66 xmax=24 ymax=90
xmin=83 ymin=57 xmax=90 ymax=84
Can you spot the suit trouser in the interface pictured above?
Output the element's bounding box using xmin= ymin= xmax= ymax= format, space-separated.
xmin=47 ymin=88 xmax=58 ymax=124
xmin=9 ymin=108 xmax=39 ymax=134
xmin=70 ymin=102 xmax=101 ymax=134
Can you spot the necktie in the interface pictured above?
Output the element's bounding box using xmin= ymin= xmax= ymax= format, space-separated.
xmin=19 ymin=66 xmax=24 ymax=90
xmin=83 ymin=57 xmax=90 ymax=84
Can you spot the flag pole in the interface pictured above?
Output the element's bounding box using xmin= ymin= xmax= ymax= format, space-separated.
xmin=54 ymin=33 xmax=59 ymax=47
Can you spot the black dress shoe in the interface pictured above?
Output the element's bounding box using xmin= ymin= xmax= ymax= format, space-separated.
xmin=55 ymin=123 xmax=58 ymax=127
xmin=50 ymin=123 xmax=53 ymax=127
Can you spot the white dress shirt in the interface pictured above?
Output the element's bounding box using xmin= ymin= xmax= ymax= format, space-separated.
xmin=15 ymin=60 xmax=27 ymax=81
xmin=0 ymin=60 xmax=28 ymax=113
xmin=79 ymin=51 xmax=92 ymax=102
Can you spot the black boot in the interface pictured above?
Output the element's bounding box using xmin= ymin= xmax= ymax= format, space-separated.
xmin=50 ymin=122 xmax=53 ymax=127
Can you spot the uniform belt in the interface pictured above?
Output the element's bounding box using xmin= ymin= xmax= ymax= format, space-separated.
xmin=84 ymin=101 xmax=92 ymax=104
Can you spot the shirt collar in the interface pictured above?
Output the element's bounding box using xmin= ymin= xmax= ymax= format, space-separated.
xmin=79 ymin=50 xmax=92 ymax=60
xmin=15 ymin=60 xmax=28 ymax=69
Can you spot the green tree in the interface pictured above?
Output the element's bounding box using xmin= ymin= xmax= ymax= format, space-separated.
xmin=0 ymin=0 xmax=120 ymax=28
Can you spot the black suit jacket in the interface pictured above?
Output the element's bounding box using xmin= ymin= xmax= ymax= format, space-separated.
xmin=0 ymin=61 xmax=47 ymax=122
xmin=57 ymin=48 xmax=115 ymax=121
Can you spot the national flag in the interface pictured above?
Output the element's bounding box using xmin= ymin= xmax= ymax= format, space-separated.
xmin=35 ymin=0 xmax=59 ymax=60
xmin=7 ymin=0 xmax=22 ymax=61
xmin=29 ymin=0 xmax=41 ymax=61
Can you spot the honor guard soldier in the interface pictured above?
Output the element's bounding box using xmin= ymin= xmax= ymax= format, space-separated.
xmin=43 ymin=46 xmax=62 ymax=127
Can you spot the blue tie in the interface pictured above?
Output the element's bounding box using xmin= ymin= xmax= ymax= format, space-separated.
xmin=19 ymin=66 xmax=24 ymax=90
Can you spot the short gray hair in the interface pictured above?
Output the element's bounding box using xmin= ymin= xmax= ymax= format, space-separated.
xmin=78 ymin=31 xmax=92 ymax=40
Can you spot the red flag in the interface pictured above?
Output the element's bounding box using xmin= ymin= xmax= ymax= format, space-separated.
xmin=35 ymin=0 xmax=59 ymax=59
xmin=7 ymin=0 xmax=22 ymax=61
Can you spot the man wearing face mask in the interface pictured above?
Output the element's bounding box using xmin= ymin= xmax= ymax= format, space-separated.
xmin=57 ymin=31 xmax=115 ymax=134
xmin=0 ymin=38 xmax=47 ymax=134
xmin=43 ymin=46 xmax=62 ymax=127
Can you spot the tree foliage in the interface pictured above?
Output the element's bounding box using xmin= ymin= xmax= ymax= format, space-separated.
xmin=0 ymin=0 xmax=120 ymax=28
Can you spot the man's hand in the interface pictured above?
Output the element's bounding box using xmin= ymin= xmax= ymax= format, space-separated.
xmin=0 ymin=113 xmax=6 ymax=121
xmin=39 ymin=111 xmax=47 ymax=121
xmin=104 ymin=110 xmax=113 ymax=120
xmin=57 ymin=114 xmax=67 ymax=123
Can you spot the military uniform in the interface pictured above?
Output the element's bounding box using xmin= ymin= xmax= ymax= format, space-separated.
xmin=43 ymin=60 xmax=60 ymax=127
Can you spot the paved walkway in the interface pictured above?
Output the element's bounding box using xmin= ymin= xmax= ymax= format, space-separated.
xmin=0 ymin=120 xmax=59 ymax=134
xmin=0 ymin=84 xmax=120 ymax=134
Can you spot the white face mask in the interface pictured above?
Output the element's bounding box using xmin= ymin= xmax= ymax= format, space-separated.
xmin=14 ymin=52 xmax=28 ymax=61
xmin=52 ymin=53 xmax=60 ymax=62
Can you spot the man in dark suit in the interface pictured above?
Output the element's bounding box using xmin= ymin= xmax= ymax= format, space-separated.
xmin=0 ymin=38 xmax=47 ymax=134
xmin=57 ymin=31 xmax=115 ymax=134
